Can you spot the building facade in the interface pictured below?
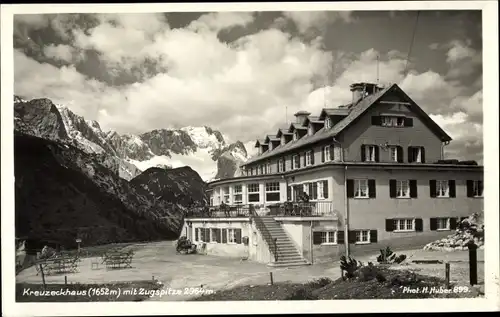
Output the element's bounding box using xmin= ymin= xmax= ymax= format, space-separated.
xmin=184 ymin=82 xmax=484 ymax=266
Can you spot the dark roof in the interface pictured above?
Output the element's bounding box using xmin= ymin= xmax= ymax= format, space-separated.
xmin=244 ymin=86 xmax=392 ymax=165
xmin=276 ymin=127 xmax=293 ymax=138
xmin=254 ymin=139 xmax=266 ymax=147
xmin=288 ymin=122 xmax=307 ymax=132
xmin=244 ymin=83 xmax=452 ymax=166
xmin=318 ymin=108 xmax=350 ymax=119
xmin=210 ymin=161 xmax=483 ymax=186
xmin=304 ymin=116 xmax=323 ymax=125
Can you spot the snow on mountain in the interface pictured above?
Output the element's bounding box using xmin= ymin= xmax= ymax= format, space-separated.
xmin=14 ymin=96 xmax=250 ymax=182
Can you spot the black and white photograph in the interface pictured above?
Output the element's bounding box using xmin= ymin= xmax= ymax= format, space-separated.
xmin=1 ymin=1 xmax=499 ymax=315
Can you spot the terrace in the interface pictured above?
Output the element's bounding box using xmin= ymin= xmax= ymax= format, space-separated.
xmin=185 ymin=201 xmax=337 ymax=219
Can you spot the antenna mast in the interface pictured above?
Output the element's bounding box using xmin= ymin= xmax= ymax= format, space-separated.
xmin=376 ymin=54 xmax=380 ymax=85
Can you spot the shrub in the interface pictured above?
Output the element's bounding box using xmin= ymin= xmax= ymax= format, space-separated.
xmin=340 ymin=255 xmax=362 ymax=280
xmin=287 ymin=287 xmax=318 ymax=300
xmin=305 ymin=277 xmax=333 ymax=289
xmin=377 ymin=246 xmax=407 ymax=265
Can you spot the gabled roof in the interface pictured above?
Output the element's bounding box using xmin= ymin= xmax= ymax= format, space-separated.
xmin=303 ymin=116 xmax=323 ymax=126
xmin=288 ymin=122 xmax=307 ymax=133
xmin=243 ymin=83 xmax=452 ymax=166
xmin=318 ymin=108 xmax=350 ymax=120
xmin=276 ymin=126 xmax=293 ymax=138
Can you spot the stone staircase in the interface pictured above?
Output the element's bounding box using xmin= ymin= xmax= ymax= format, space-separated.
xmin=253 ymin=216 xmax=309 ymax=267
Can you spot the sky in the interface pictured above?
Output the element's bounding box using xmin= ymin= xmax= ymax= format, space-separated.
xmin=13 ymin=10 xmax=483 ymax=163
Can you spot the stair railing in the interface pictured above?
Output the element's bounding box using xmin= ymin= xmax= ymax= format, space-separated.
xmin=249 ymin=205 xmax=278 ymax=262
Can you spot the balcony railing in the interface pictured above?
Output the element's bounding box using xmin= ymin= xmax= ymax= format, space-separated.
xmin=185 ymin=201 xmax=335 ymax=218
xmin=185 ymin=205 xmax=251 ymax=218
xmin=267 ymin=201 xmax=335 ymax=217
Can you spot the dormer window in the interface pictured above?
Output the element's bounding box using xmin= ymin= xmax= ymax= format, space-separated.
xmin=325 ymin=117 xmax=332 ymax=129
xmin=308 ymin=124 xmax=314 ymax=136
xmin=281 ymin=135 xmax=286 ymax=145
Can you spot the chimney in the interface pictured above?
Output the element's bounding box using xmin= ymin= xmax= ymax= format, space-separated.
xmin=294 ymin=111 xmax=311 ymax=125
xmin=350 ymin=83 xmax=380 ymax=104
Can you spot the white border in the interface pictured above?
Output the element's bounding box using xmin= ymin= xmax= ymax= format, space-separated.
xmin=1 ymin=1 xmax=499 ymax=315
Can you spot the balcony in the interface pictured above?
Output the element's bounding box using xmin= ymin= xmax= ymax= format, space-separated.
xmin=185 ymin=201 xmax=336 ymax=219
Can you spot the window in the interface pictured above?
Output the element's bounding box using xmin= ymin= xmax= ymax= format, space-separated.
xmin=248 ymin=183 xmax=260 ymax=203
xmin=277 ymin=159 xmax=283 ymax=173
xmin=362 ymin=145 xmax=377 ymax=162
xmin=396 ymin=180 xmax=410 ymax=198
xmin=408 ymin=146 xmax=425 ymax=163
xmin=318 ymin=180 xmax=329 ymax=199
xmin=467 ymin=180 xmax=483 ymax=197
xmin=280 ymin=158 xmax=286 ymax=172
xmin=325 ymin=117 xmax=332 ymax=129
xmin=393 ymin=219 xmax=415 ymax=232
xmin=293 ymin=131 xmax=299 ymax=141
xmin=292 ymin=154 xmax=300 ymax=169
xmin=305 ymin=151 xmax=313 ymax=166
xmin=321 ymin=231 xmax=336 ymax=244
xmin=210 ymin=228 xmax=219 ymax=243
xmin=308 ymin=124 xmax=314 ymax=136
xmin=307 ymin=182 xmax=318 ymax=200
xmin=436 ymin=180 xmax=449 ymax=197
xmin=222 ymin=187 xmax=230 ymax=203
xmin=381 ymin=116 xmax=405 ymax=127
xmin=227 ymin=228 xmax=237 ymax=243
xmin=265 ymin=182 xmax=280 ymax=202
xmin=266 ymin=163 xmax=271 ymax=174
xmin=292 ymin=185 xmax=304 ymax=201
xmin=355 ymin=230 xmax=370 ymax=243
xmin=233 ymin=185 xmax=242 ymax=204
xmin=259 ymin=165 xmax=264 ymax=175
xmin=323 ymin=145 xmax=331 ymax=162
xmin=354 ymin=179 xmax=369 ymax=198
xmin=436 ymin=218 xmax=450 ymax=230
xmin=390 ymin=146 xmax=398 ymax=162
xmin=472 ymin=181 xmax=483 ymax=197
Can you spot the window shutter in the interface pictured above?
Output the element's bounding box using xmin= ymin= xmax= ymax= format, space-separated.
xmin=346 ymin=179 xmax=354 ymax=198
xmin=397 ymin=146 xmax=404 ymax=163
xmin=479 ymin=180 xmax=483 ymax=196
xmin=303 ymin=153 xmax=307 ymax=166
xmin=429 ymin=218 xmax=437 ymax=231
xmin=420 ymin=147 xmax=426 ymax=163
xmin=368 ymin=179 xmax=376 ymax=198
xmin=323 ymin=181 xmax=329 ymax=199
xmin=235 ymin=229 xmax=242 ymax=244
xmin=449 ymin=180 xmax=456 ymax=198
xmin=222 ymin=229 xmax=227 ymax=243
xmin=348 ymin=231 xmax=357 ymax=244
xmin=389 ymin=179 xmax=397 ymax=198
xmin=330 ymin=146 xmax=335 ymax=160
xmin=195 ymin=228 xmax=199 ymax=241
xmin=283 ymin=158 xmax=286 ymax=172
xmin=371 ymin=116 xmax=381 ymax=125
xmin=297 ymin=155 xmax=301 ymax=168
xmin=321 ymin=147 xmax=325 ymax=163
xmin=276 ymin=161 xmax=280 ymax=172
xmin=313 ymin=232 xmax=322 ymax=245
xmin=337 ymin=231 xmax=345 ymax=244
xmin=409 ymin=180 xmax=418 ymax=198
xmin=361 ymin=145 xmax=366 ymax=161
xmin=466 ymin=180 xmax=474 ymax=197
xmin=429 ymin=180 xmax=437 ymax=198
xmin=370 ymin=230 xmax=378 ymax=243
xmin=374 ymin=146 xmax=380 ymax=162
xmin=311 ymin=151 xmax=315 ymax=165
xmin=415 ymin=218 xmax=423 ymax=232
xmin=200 ymin=228 xmax=205 ymax=242
xmin=385 ymin=219 xmax=394 ymax=232
xmin=450 ymin=218 xmax=458 ymax=230
xmin=404 ymin=117 xmax=413 ymax=127
xmin=408 ymin=147 xmax=414 ymax=163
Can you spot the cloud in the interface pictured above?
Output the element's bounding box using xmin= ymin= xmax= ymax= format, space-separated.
xmin=282 ymin=11 xmax=353 ymax=35
xmin=187 ymin=12 xmax=255 ymax=33
xmin=13 ymin=13 xmax=482 ymax=164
